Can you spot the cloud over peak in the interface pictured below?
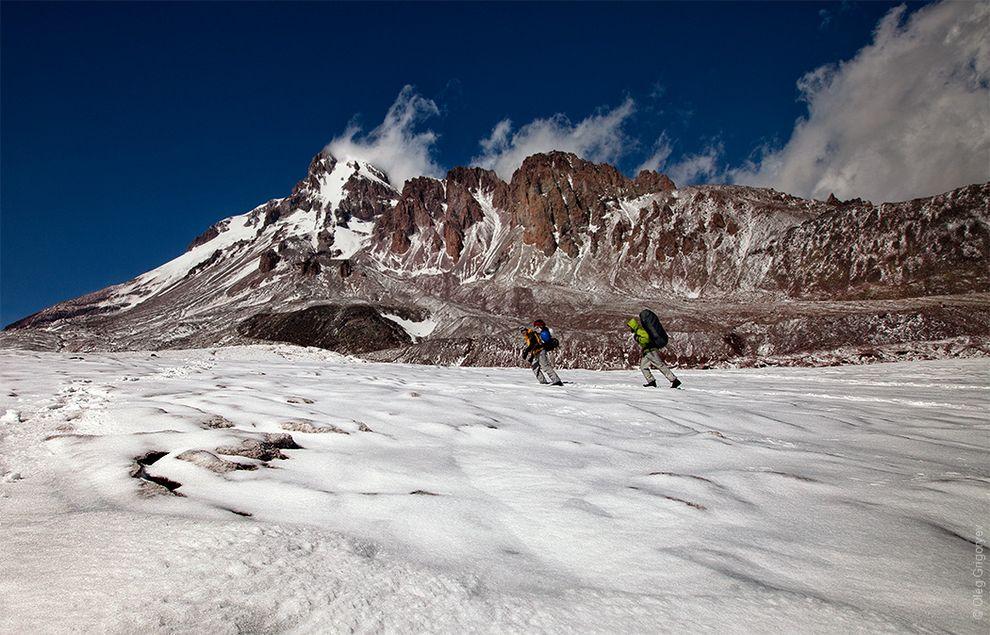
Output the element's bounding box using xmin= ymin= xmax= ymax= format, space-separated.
xmin=328 ymin=0 xmax=989 ymax=202
xmin=731 ymin=1 xmax=990 ymax=202
xmin=636 ymin=134 xmax=725 ymax=187
xmin=325 ymin=85 xmax=444 ymax=188
xmin=471 ymin=98 xmax=636 ymax=180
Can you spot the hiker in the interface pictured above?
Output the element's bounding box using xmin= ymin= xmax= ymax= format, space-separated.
xmin=627 ymin=309 xmax=681 ymax=389
xmin=519 ymin=320 xmax=563 ymax=386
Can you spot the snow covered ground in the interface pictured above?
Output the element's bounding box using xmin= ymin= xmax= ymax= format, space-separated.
xmin=0 ymin=346 xmax=987 ymax=633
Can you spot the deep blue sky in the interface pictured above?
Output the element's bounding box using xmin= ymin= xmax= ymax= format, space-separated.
xmin=2 ymin=1 xmax=924 ymax=325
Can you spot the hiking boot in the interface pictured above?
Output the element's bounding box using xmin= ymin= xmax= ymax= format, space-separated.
xmin=670 ymin=378 xmax=682 ymax=389
xmin=643 ymin=380 xmax=657 ymax=388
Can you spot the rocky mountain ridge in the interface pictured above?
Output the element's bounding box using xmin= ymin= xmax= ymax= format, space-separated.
xmin=4 ymin=148 xmax=989 ymax=368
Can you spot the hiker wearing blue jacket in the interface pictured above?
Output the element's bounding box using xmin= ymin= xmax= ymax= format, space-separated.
xmin=519 ymin=320 xmax=563 ymax=386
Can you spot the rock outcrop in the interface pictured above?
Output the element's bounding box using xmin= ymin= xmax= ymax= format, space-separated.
xmin=236 ymin=304 xmax=412 ymax=354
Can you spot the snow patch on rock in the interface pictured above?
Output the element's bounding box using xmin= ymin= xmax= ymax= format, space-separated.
xmin=380 ymin=313 xmax=437 ymax=341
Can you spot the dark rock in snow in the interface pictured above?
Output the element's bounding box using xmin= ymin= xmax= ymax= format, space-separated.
xmin=176 ymin=449 xmax=258 ymax=473
xmin=187 ymin=225 xmax=220 ymax=251
xmin=202 ymin=415 xmax=235 ymax=429
xmin=259 ymin=249 xmax=280 ymax=273
xmin=280 ymin=421 xmax=349 ymax=435
xmin=215 ymin=433 xmax=302 ymax=462
xmin=237 ymin=305 xmax=411 ymax=354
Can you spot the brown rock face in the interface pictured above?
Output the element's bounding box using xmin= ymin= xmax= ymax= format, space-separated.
xmin=337 ymin=164 xmax=397 ymax=223
xmin=370 ymin=155 xmax=682 ymax=266
xmin=761 ymin=183 xmax=990 ymax=299
xmin=187 ymin=250 xmax=223 ymax=277
xmin=258 ymin=153 xmax=339 ymax=229
xmin=293 ymin=151 xmax=337 ymax=202
xmin=631 ymin=170 xmax=676 ymax=196
xmin=447 ymin=166 xmax=510 ymax=210
xmin=298 ymin=257 xmax=321 ymax=277
xmin=187 ymin=225 xmax=220 ymax=251
xmin=262 ymin=151 xmax=399 ymax=232
xmin=373 ymin=166 xmax=508 ymax=262
xmin=507 ymin=152 xmax=658 ymax=257
xmin=258 ymin=249 xmax=280 ymax=273
xmin=374 ymin=177 xmax=446 ymax=255
xmin=440 ymin=168 xmax=505 ymax=260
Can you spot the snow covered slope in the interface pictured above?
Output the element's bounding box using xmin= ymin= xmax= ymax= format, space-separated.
xmin=109 ymin=152 xmax=398 ymax=312
xmin=1 ymin=347 xmax=987 ymax=632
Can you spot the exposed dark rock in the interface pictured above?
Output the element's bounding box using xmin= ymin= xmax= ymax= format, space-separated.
xmin=216 ymin=433 xmax=301 ymax=461
xmin=202 ymin=415 xmax=235 ymax=429
xmin=298 ymin=257 xmax=321 ymax=277
xmin=176 ymin=449 xmax=258 ymax=473
xmin=280 ymin=421 xmax=349 ymax=435
xmin=338 ymin=166 xmax=398 ymax=222
xmin=516 ymin=152 xmax=641 ymax=254
xmin=237 ymin=304 xmax=412 ymax=354
xmin=187 ymin=225 xmax=220 ymax=251
xmin=259 ymin=249 xmax=280 ymax=273
xmin=631 ymin=170 xmax=676 ymax=196
xmin=129 ymin=454 xmax=183 ymax=497
xmin=373 ymin=166 xmax=509 ymax=263
xmin=187 ymin=250 xmax=223 ymax=277
xmin=135 ymin=451 xmax=167 ymax=466
xmin=374 ymin=177 xmax=446 ymax=255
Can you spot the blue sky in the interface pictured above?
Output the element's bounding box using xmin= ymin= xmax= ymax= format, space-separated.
xmin=4 ymin=0 xmax=988 ymax=326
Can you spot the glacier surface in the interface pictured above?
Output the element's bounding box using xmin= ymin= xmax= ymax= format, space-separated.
xmin=0 ymin=346 xmax=986 ymax=633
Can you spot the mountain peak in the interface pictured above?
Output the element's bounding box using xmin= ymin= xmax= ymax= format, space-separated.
xmin=307 ymin=149 xmax=338 ymax=177
xmin=632 ymin=170 xmax=676 ymax=195
xmin=7 ymin=142 xmax=986 ymax=373
xmin=303 ymin=150 xmax=392 ymax=187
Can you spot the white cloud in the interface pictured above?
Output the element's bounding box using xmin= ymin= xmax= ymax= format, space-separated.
xmin=325 ymin=86 xmax=444 ymax=188
xmin=818 ymin=8 xmax=833 ymax=31
xmin=636 ymin=134 xmax=725 ymax=187
xmin=666 ymin=143 xmax=725 ymax=186
xmin=636 ymin=134 xmax=674 ymax=174
xmin=731 ymin=1 xmax=990 ymax=202
xmin=472 ymin=99 xmax=636 ymax=180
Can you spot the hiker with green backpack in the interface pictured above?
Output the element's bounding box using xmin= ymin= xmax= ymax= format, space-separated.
xmin=627 ymin=309 xmax=682 ymax=389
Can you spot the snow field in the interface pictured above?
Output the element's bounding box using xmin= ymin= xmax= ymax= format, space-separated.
xmin=0 ymin=346 xmax=987 ymax=633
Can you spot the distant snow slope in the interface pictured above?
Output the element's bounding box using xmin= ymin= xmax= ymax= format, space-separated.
xmin=102 ymin=154 xmax=396 ymax=314
xmin=1 ymin=347 xmax=986 ymax=633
